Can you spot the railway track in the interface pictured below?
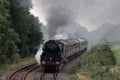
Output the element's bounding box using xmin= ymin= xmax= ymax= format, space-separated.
xmin=6 ymin=49 xmax=87 ymax=80
xmin=7 ymin=63 xmax=41 ymax=80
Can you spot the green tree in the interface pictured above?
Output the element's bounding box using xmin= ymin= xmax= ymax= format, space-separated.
xmin=0 ymin=0 xmax=19 ymax=64
xmin=10 ymin=0 xmax=43 ymax=58
xmin=0 ymin=0 xmax=43 ymax=65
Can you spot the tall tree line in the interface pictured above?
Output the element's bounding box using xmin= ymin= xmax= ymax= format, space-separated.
xmin=0 ymin=0 xmax=43 ymax=64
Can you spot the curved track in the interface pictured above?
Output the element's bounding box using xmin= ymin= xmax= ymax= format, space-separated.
xmin=7 ymin=63 xmax=41 ymax=80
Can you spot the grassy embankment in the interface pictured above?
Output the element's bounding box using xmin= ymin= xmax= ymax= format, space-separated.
xmin=0 ymin=57 xmax=36 ymax=79
xmin=69 ymin=44 xmax=120 ymax=80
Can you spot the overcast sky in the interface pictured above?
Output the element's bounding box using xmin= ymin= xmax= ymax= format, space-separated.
xmin=31 ymin=0 xmax=120 ymax=31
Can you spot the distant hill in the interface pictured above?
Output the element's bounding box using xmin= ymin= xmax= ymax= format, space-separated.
xmin=105 ymin=27 xmax=120 ymax=42
xmin=109 ymin=41 xmax=120 ymax=45
xmin=89 ymin=23 xmax=115 ymax=46
xmin=101 ymin=24 xmax=120 ymax=42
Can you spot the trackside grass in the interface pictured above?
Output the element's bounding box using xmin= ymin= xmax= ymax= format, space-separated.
xmin=0 ymin=57 xmax=36 ymax=79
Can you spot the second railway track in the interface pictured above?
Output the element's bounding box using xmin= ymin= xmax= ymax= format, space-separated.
xmin=7 ymin=63 xmax=41 ymax=80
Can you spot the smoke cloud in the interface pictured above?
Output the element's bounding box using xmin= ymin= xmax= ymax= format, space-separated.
xmin=32 ymin=0 xmax=76 ymax=38
xmin=32 ymin=0 xmax=120 ymax=31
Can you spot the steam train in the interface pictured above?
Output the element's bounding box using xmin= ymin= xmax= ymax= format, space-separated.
xmin=40 ymin=39 xmax=88 ymax=73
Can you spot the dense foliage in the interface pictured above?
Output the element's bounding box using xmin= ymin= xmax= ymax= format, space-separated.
xmin=70 ymin=44 xmax=120 ymax=80
xmin=0 ymin=0 xmax=43 ymax=65
xmin=80 ymin=44 xmax=115 ymax=67
xmin=112 ymin=45 xmax=120 ymax=65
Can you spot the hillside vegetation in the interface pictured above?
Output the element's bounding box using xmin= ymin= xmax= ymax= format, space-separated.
xmin=112 ymin=45 xmax=120 ymax=66
xmin=70 ymin=44 xmax=120 ymax=80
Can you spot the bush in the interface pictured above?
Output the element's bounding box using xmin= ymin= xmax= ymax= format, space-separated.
xmin=69 ymin=75 xmax=77 ymax=80
xmin=88 ymin=44 xmax=115 ymax=66
xmin=77 ymin=44 xmax=118 ymax=80
xmin=0 ymin=55 xmax=7 ymax=64
xmin=11 ymin=53 xmax=21 ymax=63
xmin=79 ymin=44 xmax=116 ymax=69
xmin=69 ymin=65 xmax=79 ymax=74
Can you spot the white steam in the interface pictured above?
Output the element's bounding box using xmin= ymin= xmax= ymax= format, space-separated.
xmin=35 ymin=45 xmax=43 ymax=64
xmin=52 ymin=34 xmax=68 ymax=40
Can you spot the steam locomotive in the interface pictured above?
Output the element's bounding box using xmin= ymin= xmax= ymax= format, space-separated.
xmin=40 ymin=39 xmax=88 ymax=73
